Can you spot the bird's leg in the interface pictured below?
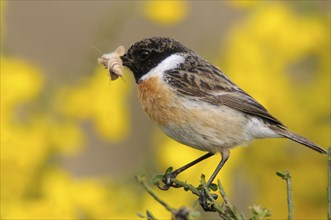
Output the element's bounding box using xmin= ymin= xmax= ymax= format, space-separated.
xmin=199 ymin=149 xmax=230 ymax=211
xmin=158 ymin=152 xmax=214 ymax=190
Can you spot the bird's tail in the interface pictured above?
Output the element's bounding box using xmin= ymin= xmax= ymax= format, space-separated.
xmin=272 ymin=126 xmax=327 ymax=154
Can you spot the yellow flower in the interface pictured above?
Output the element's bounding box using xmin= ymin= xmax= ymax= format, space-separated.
xmin=56 ymin=67 xmax=132 ymax=142
xmin=220 ymin=3 xmax=329 ymax=218
xmin=41 ymin=169 xmax=140 ymax=219
xmin=1 ymin=56 xmax=45 ymax=195
xmin=1 ymin=55 xmax=86 ymax=219
xmin=142 ymin=1 xmax=188 ymax=25
xmin=1 ymin=56 xmax=43 ymax=119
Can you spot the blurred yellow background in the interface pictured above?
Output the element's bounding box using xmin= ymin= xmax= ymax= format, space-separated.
xmin=1 ymin=1 xmax=330 ymax=219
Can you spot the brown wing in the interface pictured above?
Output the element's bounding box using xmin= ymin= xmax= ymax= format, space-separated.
xmin=212 ymin=93 xmax=284 ymax=126
xmin=164 ymin=55 xmax=285 ymax=127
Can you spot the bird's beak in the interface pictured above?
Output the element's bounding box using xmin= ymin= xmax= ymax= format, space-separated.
xmin=121 ymin=54 xmax=132 ymax=67
xmin=121 ymin=53 xmax=138 ymax=81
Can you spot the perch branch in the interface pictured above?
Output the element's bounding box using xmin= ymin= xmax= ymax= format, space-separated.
xmin=136 ymin=175 xmax=175 ymax=213
xmin=276 ymin=171 xmax=293 ymax=220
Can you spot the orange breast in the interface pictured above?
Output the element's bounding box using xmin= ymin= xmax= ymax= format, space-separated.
xmin=137 ymin=76 xmax=251 ymax=150
xmin=138 ymin=76 xmax=180 ymax=126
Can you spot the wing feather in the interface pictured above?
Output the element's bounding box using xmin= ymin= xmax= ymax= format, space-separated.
xmin=164 ymin=55 xmax=285 ymax=127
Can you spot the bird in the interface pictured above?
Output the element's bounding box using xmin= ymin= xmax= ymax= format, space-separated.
xmin=119 ymin=37 xmax=327 ymax=210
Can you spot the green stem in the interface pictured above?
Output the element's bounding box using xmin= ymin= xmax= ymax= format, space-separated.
xmin=169 ymin=178 xmax=200 ymax=196
xmin=218 ymin=179 xmax=230 ymax=205
xmin=286 ymin=173 xmax=293 ymax=220
xmin=136 ymin=175 xmax=175 ymax=213
xmin=217 ymin=180 xmax=245 ymax=220
xmin=276 ymin=171 xmax=293 ymax=220
xmin=200 ymin=180 xmax=223 ymax=213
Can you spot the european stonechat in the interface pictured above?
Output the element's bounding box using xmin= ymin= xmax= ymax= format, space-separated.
xmin=118 ymin=37 xmax=326 ymax=209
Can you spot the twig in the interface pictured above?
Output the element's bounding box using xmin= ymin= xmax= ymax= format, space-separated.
xmin=199 ymin=176 xmax=224 ymax=213
xmin=276 ymin=171 xmax=293 ymax=220
xmin=170 ymin=174 xmax=246 ymax=219
xmin=218 ymin=180 xmax=246 ymax=219
xmin=218 ymin=179 xmax=230 ymax=205
xmin=169 ymin=178 xmax=200 ymax=196
xmin=136 ymin=175 xmax=175 ymax=213
xmin=153 ymin=172 xmax=250 ymax=219
xmin=136 ymin=175 xmax=192 ymax=220
xmin=144 ymin=170 xmax=271 ymax=219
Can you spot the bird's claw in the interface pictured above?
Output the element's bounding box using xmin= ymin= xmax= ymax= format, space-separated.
xmin=198 ymin=188 xmax=218 ymax=212
xmin=156 ymin=171 xmax=180 ymax=190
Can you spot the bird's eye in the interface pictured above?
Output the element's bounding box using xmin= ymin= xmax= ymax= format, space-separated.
xmin=140 ymin=50 xmax=150 ymax=60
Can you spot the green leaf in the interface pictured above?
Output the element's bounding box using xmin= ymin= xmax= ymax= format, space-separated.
xmin=200 ymin=174 xmax=207 ymax=186
xmin=197 ymin=184 xmax=203 ymax=190
xmin=151 ymin=175 xmax=164 ymax=185
xmin=209 ymin=183 xmax=218 ymax=191
xmin=276 ymin=171 xmax=290 ymax=180
xmin=249 ymin=205 xmax=272 ymax=219
xmin=165 ymin=167 xmax=173 ymax=174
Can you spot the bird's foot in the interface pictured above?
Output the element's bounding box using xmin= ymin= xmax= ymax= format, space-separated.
xmin=155 ymin=170 xmax=181 ymax=190
xmin=159 ymin=171 xmax=181 ymax=190
xmin=198 ymin=188 xmax=218 ymax=212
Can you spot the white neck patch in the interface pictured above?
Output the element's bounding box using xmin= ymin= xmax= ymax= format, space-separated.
xmin=140 ymin=54 xmax=186 ymax=81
